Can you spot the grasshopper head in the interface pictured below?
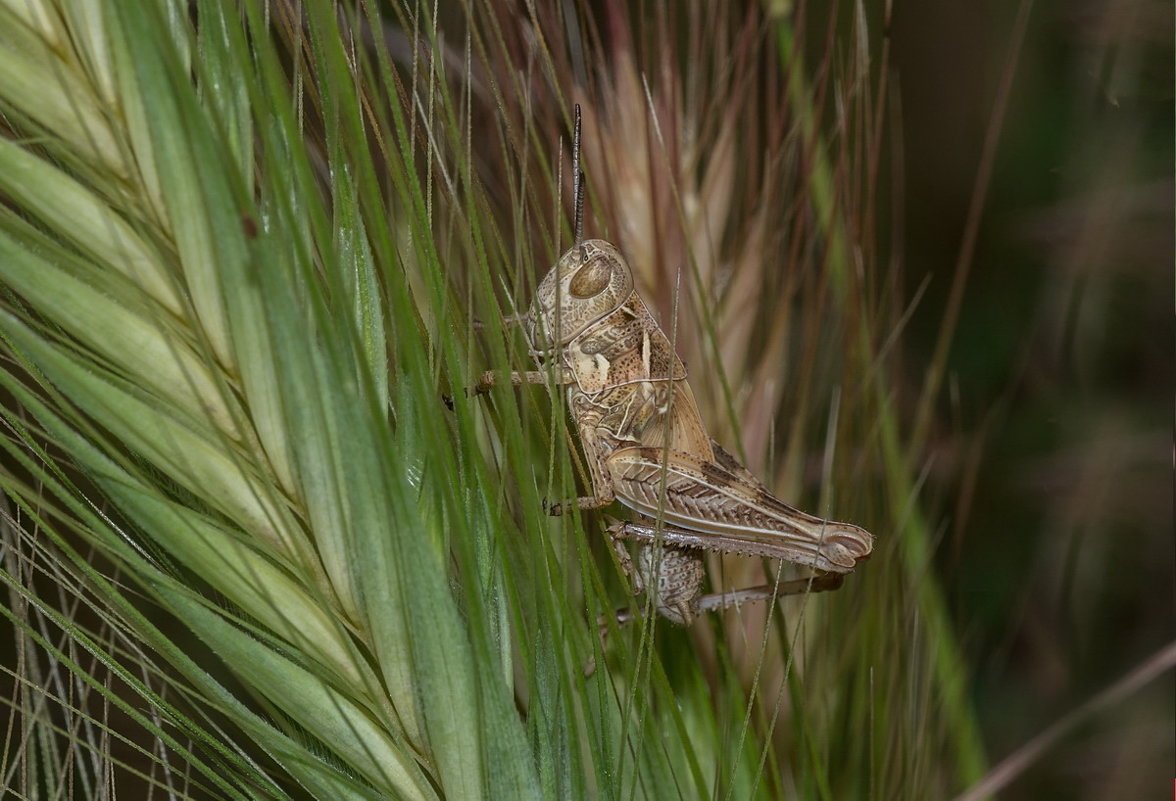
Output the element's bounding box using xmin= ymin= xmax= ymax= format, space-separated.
xmin=528 ymin=239 xmax=634 ymax=349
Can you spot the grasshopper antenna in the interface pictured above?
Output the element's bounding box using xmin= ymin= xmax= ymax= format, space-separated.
xmin=572 ymin=104 xmax=585 ymax=249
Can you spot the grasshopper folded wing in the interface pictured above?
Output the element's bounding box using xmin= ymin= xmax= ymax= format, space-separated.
xmin=605 ymin=446 xmax=873 ymax=574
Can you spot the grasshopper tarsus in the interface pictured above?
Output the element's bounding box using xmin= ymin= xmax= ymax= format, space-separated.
xmin=474 ymin=370 xmax=499 ymax=395
xmin=441 ymin=377 xmax=492 ymax=409
xmin=448 ymin=370 xmax=520 ymax=404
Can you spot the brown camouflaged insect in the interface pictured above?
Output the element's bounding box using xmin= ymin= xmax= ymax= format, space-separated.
xmin=471 ymin=107 xmax=872 ymax=625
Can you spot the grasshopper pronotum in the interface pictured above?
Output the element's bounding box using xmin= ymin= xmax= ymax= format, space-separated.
xmin=470 ymin=107 xmax=872 ymax=626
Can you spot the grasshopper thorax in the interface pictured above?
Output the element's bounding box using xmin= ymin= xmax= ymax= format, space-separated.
xmin=528 ymin=239 xmax=634 ymax=349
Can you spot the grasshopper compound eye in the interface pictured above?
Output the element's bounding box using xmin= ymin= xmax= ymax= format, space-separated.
xmin=569 ymin=257 xmax=612 ymax=298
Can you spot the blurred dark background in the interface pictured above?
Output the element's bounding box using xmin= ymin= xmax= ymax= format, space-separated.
xmin=889 ymin=0 xmax=1172 ymax=797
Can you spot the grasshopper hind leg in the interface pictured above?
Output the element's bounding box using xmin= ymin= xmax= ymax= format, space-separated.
xmin=694 ymin=571 xmax=845 ymax=613
xmin=585 ymin=518 xmax=847 ymax=675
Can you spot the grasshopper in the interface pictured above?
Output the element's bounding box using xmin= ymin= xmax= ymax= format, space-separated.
xmin=469 ymin=108 xmax=872 ymax=626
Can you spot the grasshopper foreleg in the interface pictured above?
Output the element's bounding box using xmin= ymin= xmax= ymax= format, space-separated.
xmin=472 ymin=370 xmax=549 ymax=395
xmin=444 ymin=368 xmax=569 ymax=409
xmin=543 ymin=488 xmax=615 ymax=517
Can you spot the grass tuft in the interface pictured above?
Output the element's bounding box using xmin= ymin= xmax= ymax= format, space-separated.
xmin=0 ymin=1 xmax=1008 ymax=798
